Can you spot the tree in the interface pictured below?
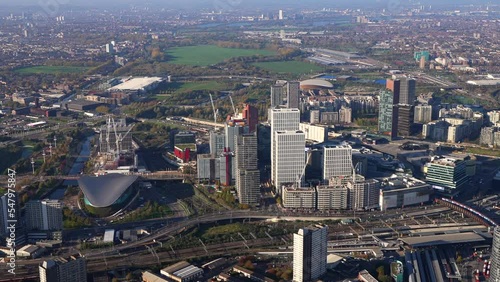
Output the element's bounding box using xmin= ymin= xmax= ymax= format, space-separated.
xmin=95 ymin=105 xmax=110 ymax=114
xmin=376 ymin=265 xmax=385 ymax=278
xmin=243 ymin=260 xmax=255 ymax=270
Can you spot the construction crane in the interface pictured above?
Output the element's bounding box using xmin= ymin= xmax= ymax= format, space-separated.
xmin=209 ymin=93 xmax=217 ymax=125
xmin=116 ymin=125 xmax=133 ymax=154
xmin=106 ymin=115 xmax=112 ymax=154
xmin=112 ymin=118 xmax=120 ymax=159
xmin=296 ymin=150 xmax=312 ymax=188
xmin=352 ymin=162 xmax=362 ymax=183
xmin=228 ymin=94 xmax=236 ymax=116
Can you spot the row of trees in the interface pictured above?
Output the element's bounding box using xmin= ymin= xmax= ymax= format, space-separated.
xmin=63 ymin=207 xmax=92 ymax=229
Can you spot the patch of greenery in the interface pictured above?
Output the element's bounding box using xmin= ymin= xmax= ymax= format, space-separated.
xmin=63 ymin=207 xmax=92 ymax=229
xmin=466 ymin=147 xmax=500 ymax=157
xmin=252 ymin=60 xmax=324 ymax=75
xmin=203 ymin=223 xmax=247 ymax=237
xmin=14 ymin=66 xmax=91 ymax=74
xmin=0 ymin=144 xmax=23 ymax=174
xmin=118 ymin=201 xmax=173 ymax=223
xmin=155 ymin=81 xmax=232 ymax=100
xmin=80 ymin=241 xmax=114 ymax=250
xmin=165 ymin=45 xmax=276 ymax=66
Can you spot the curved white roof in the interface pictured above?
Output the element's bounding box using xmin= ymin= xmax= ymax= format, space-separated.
xmin=300 ymin=79 xmax=333 ymax=88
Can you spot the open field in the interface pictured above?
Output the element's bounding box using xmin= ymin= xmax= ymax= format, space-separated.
xmin=165 ymin=45 xmax=276 ymax=66
xmin=252 ymin=60 xmax=324 ymax=74
xmin=155 ymin=81 xmax=231 ymax=99
xmin=14 ymin=66 xmax=91 ymax=74
xmin=166 ymin=45 xmax=276 ymax=66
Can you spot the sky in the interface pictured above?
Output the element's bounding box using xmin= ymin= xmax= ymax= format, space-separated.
xmin=0 ymin=0 xmax=491 ymax=9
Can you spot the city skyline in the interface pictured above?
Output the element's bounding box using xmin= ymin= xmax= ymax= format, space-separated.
xmin=0 ymin=0 xmax=498 ymax=279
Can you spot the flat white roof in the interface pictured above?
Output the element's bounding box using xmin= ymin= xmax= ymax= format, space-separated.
xmin=467 ymin=80 xmax=500 ymax=86
xmin=27 ymin=121 xmax=47 ymax=127
xmin=109 ymin=77 xmax=163 ymax=91
xmin=103 ymin=229 xmax=115 ymax=242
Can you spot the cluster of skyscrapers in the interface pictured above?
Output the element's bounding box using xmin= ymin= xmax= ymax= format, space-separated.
xmin=198 ymin=104 xmax=260 ymax=205
xmin=378 ymin=77 xmax=416 ymax=139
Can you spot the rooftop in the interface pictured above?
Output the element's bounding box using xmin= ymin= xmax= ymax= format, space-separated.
xmin=109 ymin=77 xmax=163 ymax=91
xmin=68 ymin=99 xmax=103 ymax=106
xmin=142 ymin=271 xmax=170 ymax=282
xmin=271 ymin=108 xmax=300 ymax=112
xmin=175 ymin=144 xmax=196 ymax=151
xmin=173 ymin=264 xmax=203 ymax=278
xmin=381 ymin=175 xmax=430 ymax=191
xmin=359 ymin=270 xmax=378 ymax=282
xmin=300 ymin=79 xmax=334 ymax=89
xmin=162 ymin=261 xmax=191 ymax=274
xmin=429 ymin=156 xmax=466 ymax=167
xmin=398 ymin=232 xmax=485 ymax=247
xmin=78 ymin=174 xmax=138 ymax=208
xmin=18 ymin=244 xmax=39 ymax=253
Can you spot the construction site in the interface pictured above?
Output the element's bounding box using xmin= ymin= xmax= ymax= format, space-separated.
xmin=96 ymin=117 xmax=137 ymax=174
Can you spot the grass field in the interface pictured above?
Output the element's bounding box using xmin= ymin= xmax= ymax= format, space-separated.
xmin=14 ymin=66 xmax=91 ymax=74
xmin=252 ymin=60 xmax=324 ymax=74
xmin=165 ymin=45 xmax=276 ymax=66
xmin=155 ymin=81 xmax=231 ymax=99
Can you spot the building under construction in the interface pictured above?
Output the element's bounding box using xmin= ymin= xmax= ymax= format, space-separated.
xmin=98 ymin=117 xmax=136 ymax=170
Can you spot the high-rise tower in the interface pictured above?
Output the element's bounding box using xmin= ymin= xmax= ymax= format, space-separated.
xmin=293 ymin=224 xmax=328 ymax=282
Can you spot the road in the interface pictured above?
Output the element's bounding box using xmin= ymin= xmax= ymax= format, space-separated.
xmin=0 ymin=205 xmax=476 ymax=279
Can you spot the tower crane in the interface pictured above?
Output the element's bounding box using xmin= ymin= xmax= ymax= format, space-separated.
xmin=106 ymin=115 xmax=112 ymax=154
xmin=112 ymin=118 xmax=120 ymax=159
xmin=296 ymin=150 xmax=312 ymax=188
xmin=228 ymin=94 xmax=236 ymax=117
xmin=209 ymin=93 xmax=217 ymax=124
xmin=117 ymin=125 xmax=133 ymax=154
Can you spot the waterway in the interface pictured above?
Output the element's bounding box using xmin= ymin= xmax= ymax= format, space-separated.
xmin=47 ymin=135 xmax=93 ymax=199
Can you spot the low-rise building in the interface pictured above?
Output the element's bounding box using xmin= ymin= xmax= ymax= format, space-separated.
xmin=16 ymin=244 xmax=44 ymax=258
xmin=160 ymin=261 xmax=203 ymax=282
xmin=282 ymin=185 xmax=316 ymax=209
xmin=232 ymin=266 xmax=273 ymax=282
xmin=358 ymin=270 xmax=378 ymax=282
xmin=142 ymin=271 xmax=170 ymax=282
xmin=316 ymin=185 xmax=349 ymax=210
xmin=379 ymin=175 xmax=432 ymax=210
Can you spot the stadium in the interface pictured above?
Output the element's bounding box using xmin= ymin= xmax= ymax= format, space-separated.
xmin=78 ymin=174 xmax=139 ymax=217
xmin=300 ymin=79 xmax=334 ymax=90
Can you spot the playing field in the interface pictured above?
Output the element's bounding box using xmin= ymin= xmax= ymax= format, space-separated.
xmin=252 ymin=60 xmax=324 ymax=74
xmin=14 ymin=66 xmax=91 ymax=74
xmin=155 ymin=81 xmax=231 ymax=100
xmin=165 ymin=45 xmax=276 ymax=66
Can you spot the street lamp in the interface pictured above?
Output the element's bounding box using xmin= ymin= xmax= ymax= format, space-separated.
xmin=42 ymin=150 xmax=46 ymax=163
xmin=31 ymin=157 xmax=35 ymax=175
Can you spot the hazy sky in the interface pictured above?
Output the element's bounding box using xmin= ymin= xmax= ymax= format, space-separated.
xmin=0 ymin=0 xmax=490 ymax=9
